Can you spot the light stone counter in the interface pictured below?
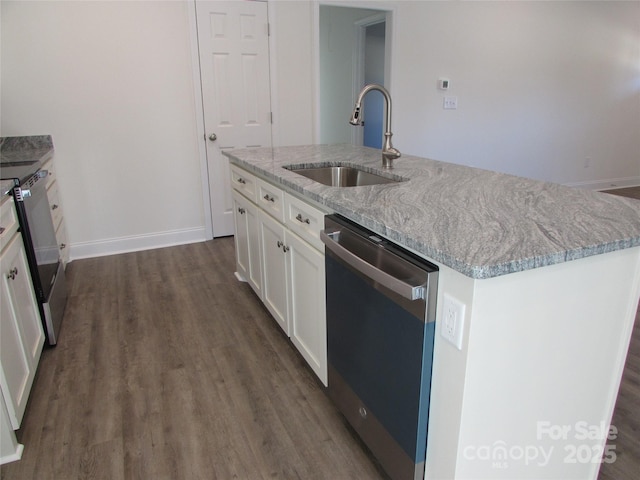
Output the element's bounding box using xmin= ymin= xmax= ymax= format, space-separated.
xmin=224 ymin=144 xmax=640 ymax=279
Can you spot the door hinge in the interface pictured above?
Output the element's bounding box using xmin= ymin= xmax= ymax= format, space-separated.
xmin=267 ymin=23 xmax=271 ymax=37
xmin=270 ymin=112 xmax=273 ymax=124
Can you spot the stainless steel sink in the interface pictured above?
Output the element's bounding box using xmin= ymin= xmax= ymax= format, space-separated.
xmin=284 ymin=165 xmax=404 ymax=187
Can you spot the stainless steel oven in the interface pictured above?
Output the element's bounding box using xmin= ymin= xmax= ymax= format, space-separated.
xmin=321 ymin=214 xmax=438 ymax=480
xmin=10 ymin=169 xmax=67 ymax=345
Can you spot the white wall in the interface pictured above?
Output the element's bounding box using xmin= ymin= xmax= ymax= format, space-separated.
xmin=392 ymin=0 xmax=640 ymax=187
xmin=298 ymin=0 xmax=640 ymax=187
xmin=1 ymin=1 xmax=204 ymax=258
xmin=269 ymin=0 xmax=316 ymax=147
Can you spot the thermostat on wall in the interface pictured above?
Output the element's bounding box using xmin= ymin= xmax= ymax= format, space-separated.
xmin=438 ymin=78 xmax=450 ymax=90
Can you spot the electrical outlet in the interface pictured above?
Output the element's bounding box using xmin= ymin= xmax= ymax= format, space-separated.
xmin=441 ymin=293 xmax=465 ymax=350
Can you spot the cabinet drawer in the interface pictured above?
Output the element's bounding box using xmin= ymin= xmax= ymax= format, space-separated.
xmin=0 ymin=197 xmax=18 ymax=248
xmin=47 ymin=182 xmax=63 ymax=231
xmin=256 ymin=178 xmax=285 ymax=223
xmin=284 ymin=194 xmax=326 ymax=251
xmin=230 ymin=165 xmax=257 ymax=202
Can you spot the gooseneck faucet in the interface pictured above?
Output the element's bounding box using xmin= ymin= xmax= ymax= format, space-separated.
xmin=349 ymin=84 xmax=401 ymax=169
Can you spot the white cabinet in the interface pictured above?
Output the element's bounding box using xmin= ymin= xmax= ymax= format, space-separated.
xmin=232 ymin=191 xmax=262 ymax=297
xmin=230 ymin=164 xmax=328 ymax=385
xmin=287 ymin=231 xmax=326 ymax=384
xmin=259 ymin=210 xmax=290 ymax=334
xmin=0 ymin=196 xmax=45 ymax=437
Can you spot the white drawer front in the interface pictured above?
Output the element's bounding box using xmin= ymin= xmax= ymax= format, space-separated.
xmin=230 ymin=165 xmax=257 ymax=203
xmin=0 ymin=197 xmax=18 ymax=248
xmin=257 ymin=178 xmax=285 ymax=223
xmin=284 ymin=194 xmax=326 ymax=251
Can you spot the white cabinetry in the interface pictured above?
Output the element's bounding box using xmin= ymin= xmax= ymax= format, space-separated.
xmin=0 ymin=195 xmax=45 ymax=464
xmin=286 ymin=230 xmax=326 ymax=383
xmin=259 ymin=210 xmax=290 ymax=334
xmin=232 ymin=191 xmax=262 ymax=296
xmin=42 ymin=157 xmax=69 ymax=266
xmin=230 ymin=165 xmax=328 ymax=385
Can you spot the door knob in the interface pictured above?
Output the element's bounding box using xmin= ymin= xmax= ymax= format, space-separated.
xmin=208 ymin=133 xmax=217 ymax=142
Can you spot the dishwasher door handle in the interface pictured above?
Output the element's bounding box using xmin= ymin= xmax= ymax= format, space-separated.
xmin=321 ymin=230 xmax=425 ymax=301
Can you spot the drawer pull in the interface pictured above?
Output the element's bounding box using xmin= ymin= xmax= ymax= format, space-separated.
xmin=277 ymin=240 xmax=283 ymax=248
xmin=52 ymin=204 xmax=59 ymax=210
xmin=237 ymin=177 xmax=246 ymax=185
xmin=238 ymin=207 xmax=246 ymax=215
xmin=7 ymin=267 xmax=18 ymax=280
xmin=60 ymin=243 xmax=67 ymax=249
xmin=295 ymin=213 xmax=311 ymax=225
xmin=263 ymin=194 xmax=275 ymax=203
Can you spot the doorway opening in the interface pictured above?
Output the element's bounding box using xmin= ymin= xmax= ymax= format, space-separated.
xmin=318 ymin=5 xmax=391 ymax=147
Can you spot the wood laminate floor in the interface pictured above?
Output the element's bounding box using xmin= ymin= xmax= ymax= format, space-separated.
xmin=602 ymin=186 xmax=640 ymax=200
xmin=1 ymin=239 xmax=387 ymax=480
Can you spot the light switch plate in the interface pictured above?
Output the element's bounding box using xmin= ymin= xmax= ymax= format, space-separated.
xmin=443 ymin=96 xmax=458 ymax=110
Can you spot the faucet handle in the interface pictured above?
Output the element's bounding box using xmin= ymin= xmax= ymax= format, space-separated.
xmin=349 ymin=105 xmax=362 ymax=126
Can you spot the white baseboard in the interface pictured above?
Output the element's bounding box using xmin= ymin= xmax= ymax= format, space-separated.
xmin=564 ymin=176 xmax=640 ymax=191
xmin=69 ymin=227 xmax=207 ymax=261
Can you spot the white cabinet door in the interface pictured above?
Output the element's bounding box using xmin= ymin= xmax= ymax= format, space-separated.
xmin=196 ymin=0 xmax=272 ymax=237
xmin=259 ymin=210 xmax=290 ymax=335
xmin=287 ymin=231 xmax=327 ymax=386
xmin=0 ymin=234 xmax=44 ymax=429
xmin=232 ymin=191 xmax=262 ymax=298
xmin=232 ymin=191 xmax=251 ymax=282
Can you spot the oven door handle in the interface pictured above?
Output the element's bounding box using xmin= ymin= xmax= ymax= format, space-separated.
xmin=320 ymin=229 xmax=425 ymax=301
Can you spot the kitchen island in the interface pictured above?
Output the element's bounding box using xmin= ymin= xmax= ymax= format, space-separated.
xmin=224 ymin=144 xmax=640 ymax=480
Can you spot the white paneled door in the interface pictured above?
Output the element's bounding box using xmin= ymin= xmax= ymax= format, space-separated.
xmin=195 ymin=0 xmax=272 ymax=237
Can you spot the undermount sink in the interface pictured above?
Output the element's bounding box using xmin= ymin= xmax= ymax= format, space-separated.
xmin=284 ymin=164 xmax=404 ymax=187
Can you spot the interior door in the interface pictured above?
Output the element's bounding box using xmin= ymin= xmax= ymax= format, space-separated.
xmin=196 ymin=0 xmax=272 ymax=237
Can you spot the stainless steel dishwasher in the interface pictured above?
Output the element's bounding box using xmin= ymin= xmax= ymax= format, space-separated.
xmin=320 ymin=214 xmax=438 ymax=480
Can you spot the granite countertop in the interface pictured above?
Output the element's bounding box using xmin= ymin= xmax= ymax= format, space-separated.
xmin=0 ymin=135 xmax=54 ymax=164
xmin=224 ymin=144 xmax=640 ymax=279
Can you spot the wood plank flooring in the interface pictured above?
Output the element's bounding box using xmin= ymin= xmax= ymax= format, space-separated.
xmin=602 ymin=186 xmax=640 ymax=200
xmin=1 ymin=239 xmax=387 ymax=480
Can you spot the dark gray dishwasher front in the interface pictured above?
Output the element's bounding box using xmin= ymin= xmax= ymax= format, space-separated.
xmin=321 ymin=214 xmax=438 ymax=480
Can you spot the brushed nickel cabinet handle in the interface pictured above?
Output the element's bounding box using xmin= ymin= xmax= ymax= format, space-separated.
xmin=295 ymin=213 xmax=311 ymax=224
xmin=7 ymin=267 xmax=18 ymax=280
xmin=209 ymin=133 xmax=217 ymax=142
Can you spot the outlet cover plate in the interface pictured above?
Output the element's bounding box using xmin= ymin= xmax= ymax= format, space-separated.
xmin=441 ymin=293 xmax=465 ymax=349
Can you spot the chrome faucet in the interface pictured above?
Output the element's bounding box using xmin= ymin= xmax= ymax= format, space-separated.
xmin=349 ymin=84 xmax=401 ymax=169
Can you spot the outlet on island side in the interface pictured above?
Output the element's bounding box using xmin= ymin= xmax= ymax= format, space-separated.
xmin=441 ymin=293 xmax=465 ymax=350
